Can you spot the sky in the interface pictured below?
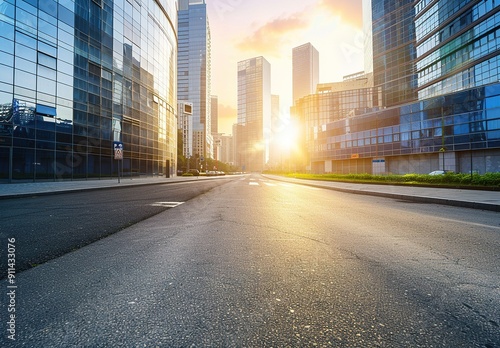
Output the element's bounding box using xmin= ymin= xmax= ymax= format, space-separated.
xmin=205 ymin=0 xmax=365 ymax=135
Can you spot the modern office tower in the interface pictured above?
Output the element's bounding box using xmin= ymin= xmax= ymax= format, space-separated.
xmin=0 ymin=0 xmax=178 ymax=181
xmin=292 ymin=43 xmax=319 ymax=104
xmin=291 ymin=83 xmax=383 ymax=173
xmin=219 ymin=134 xmax=234 ymax=165
xmin=415 ymin=0 xmax=500 ymax=100
xmin=371 ymin=0 xmax=417 ymax=107
xmin=178 ymin=102 xmax=194 ymax=158
xmin=178 ymin=0 xmax=212 ymax=161
xmin=211 ymin=95 xmax=218 ymax=134
xmin=362 ymin=0 xmax=373 ymax=74
xmin=236 ymin=56 xmax=271 ymax=172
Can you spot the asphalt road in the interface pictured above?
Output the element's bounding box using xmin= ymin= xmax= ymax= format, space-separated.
xmin=1 ymin=174 xmax=499 ymax=347
xmin=0 ymin=177 xmax=234 ymax=278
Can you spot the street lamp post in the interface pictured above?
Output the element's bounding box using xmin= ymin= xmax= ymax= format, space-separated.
xmin=440 ymin=105 xmax=446 ymax=171
xmin=470 ymin=137 xmax=473 ymax=181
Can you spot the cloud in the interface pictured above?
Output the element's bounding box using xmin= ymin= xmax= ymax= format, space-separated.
xmin=319 ymin=0 xmax=363 ymax=28
xmin=235 ymin=14 xmax=309 ymax=56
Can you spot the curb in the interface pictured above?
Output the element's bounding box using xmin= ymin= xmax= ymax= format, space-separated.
xmin=263 ymin=175 xmax=500 ymax=213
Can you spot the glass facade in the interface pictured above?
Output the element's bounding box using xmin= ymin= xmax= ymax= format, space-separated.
xmin=309 ymin=83 xmax=500 ymax=174
xmin=236 ymin=56 xmax=271 ymax=172
xmin=177 ymin=0 xmax=211 ymax=159
xmin=292 ymin=87 xmax=383 ymax=171
xmin=415 ymin=0 xmax=500 ymax=100
xmin=372 ymin=0 xmax=418 ymax=107
xmin=292 ymin=42 xmax=319 ymax=105
xmin=0 ymin=0 xmax=177 ymax=181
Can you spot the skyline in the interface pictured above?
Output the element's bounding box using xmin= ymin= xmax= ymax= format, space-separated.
xmin=206 ymin=0 xmax=364 ymax=134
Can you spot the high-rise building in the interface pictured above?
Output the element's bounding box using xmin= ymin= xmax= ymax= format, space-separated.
xmin=415 ymin=0 xmax=500 ymax=100
xmin=178 ymin=102 xmax=193 ymax=158
xmin=236 ymin=57 xmax=271 ymax=172
xmin=0 ymin=0 xmax=178 ymax=181
xmin=362 ymin=0 xmax=374 ymax=74
xmin=371 ymin=0 xmax=417 ymax=107
xmin=178 ymin=0 xmax=212 ymax=160
xmin=219 ymin=134 xmax=234 ymax=165
xmin=211 ymin=95 xmax=218 ymax=134
xmin=292 ymin=43 xmax=319 ymax=104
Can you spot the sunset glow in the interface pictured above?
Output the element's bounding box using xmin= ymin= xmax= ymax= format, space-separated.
xmin=207 ymin=0 xmax=364 ymax=135
xmin=274 ymin=120 xmax=299 ymax=152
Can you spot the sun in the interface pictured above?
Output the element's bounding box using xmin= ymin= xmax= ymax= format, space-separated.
xmin=274 ymin=121 xmax=298 ymax=152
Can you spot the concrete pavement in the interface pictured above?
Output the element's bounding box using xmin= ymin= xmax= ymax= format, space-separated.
xmin=0 ymin=176 xmax=199 ymax=198
xmin=263 ymin=174 xmax=500 ymax=213
xmin=0 ymin=174 xmax=499 ymax=212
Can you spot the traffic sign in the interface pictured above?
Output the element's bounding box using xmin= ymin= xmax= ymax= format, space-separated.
xmin=114 ymin=142 xmax=123 ymax=160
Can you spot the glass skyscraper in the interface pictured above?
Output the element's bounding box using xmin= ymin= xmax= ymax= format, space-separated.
xmin=0 ymin=0 xmax=178 ymax=181
xmin=236 ymin=56 xmax=271 ymax=172
xmin=372 ymin=0 xmax=418 ymax=107
xmin=292 ymin=42 xmax=319 ymax=105
xmin=177 ymin=0 xmax=212 ymax=160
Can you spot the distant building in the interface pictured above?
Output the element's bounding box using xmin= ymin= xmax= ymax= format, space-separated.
xmin=178 ymin=102 xmax=193 ymax=158
xmin=317 ymin=72 xmax=374 ymax=93
xmin=213 ymin=133 xmax=234 ymax=166
xmin=178 ymin=0 xmax=212 ymax=161
xmin=219 ymin=134 xmax=234 ymax=165
xmin=235 ymin=57 xmax=271 ymax=172
xmin=292 ymin=43 xmax=319 ymax=105
xmin=211 ymin=95 xmax=219 ymax=134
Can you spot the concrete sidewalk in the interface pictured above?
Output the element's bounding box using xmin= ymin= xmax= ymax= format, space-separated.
xmin=1 ymin=174 xmax=499 ymax=212
xmin=0 ymin=176 xmax=199 ymax=199
xmin=263 ymin=175 xmax=500 ymax=212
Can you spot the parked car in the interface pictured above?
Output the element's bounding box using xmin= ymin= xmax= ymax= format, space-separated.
xmin=429 ymin=170 xmax=453 ymax=175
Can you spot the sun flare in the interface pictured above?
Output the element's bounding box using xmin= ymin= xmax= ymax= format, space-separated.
xmin=274 ymin=121 xmax=299 ymax=151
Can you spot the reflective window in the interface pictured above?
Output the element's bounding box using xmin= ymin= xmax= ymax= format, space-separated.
xmin=0 ymin=51 xmax=13 ymax=66
xmin=15 ymin=69 xmax=36 ymax=88
xmin=39 ymin=0 xmax=57 ymax=17
xmin=0 ymin=20 xmax=14 ymax=40
xmin=38 ymin=52 xmax=56 ymax=69
xmin=15 ymin=56 xmax=36 ymax=74
xmin=0 ymin=64 xmax=13 ymax=84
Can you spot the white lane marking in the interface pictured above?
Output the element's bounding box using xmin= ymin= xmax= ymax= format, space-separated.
xmin=150 ymin=202 xmax=185 ymax=208
xmin=249 ymin=182 xmax=260 ymax=186
xmin=437 ymin=217 xmax=500 ymax=231
xmin=264 ymin=182 xmax=277 ymax=186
